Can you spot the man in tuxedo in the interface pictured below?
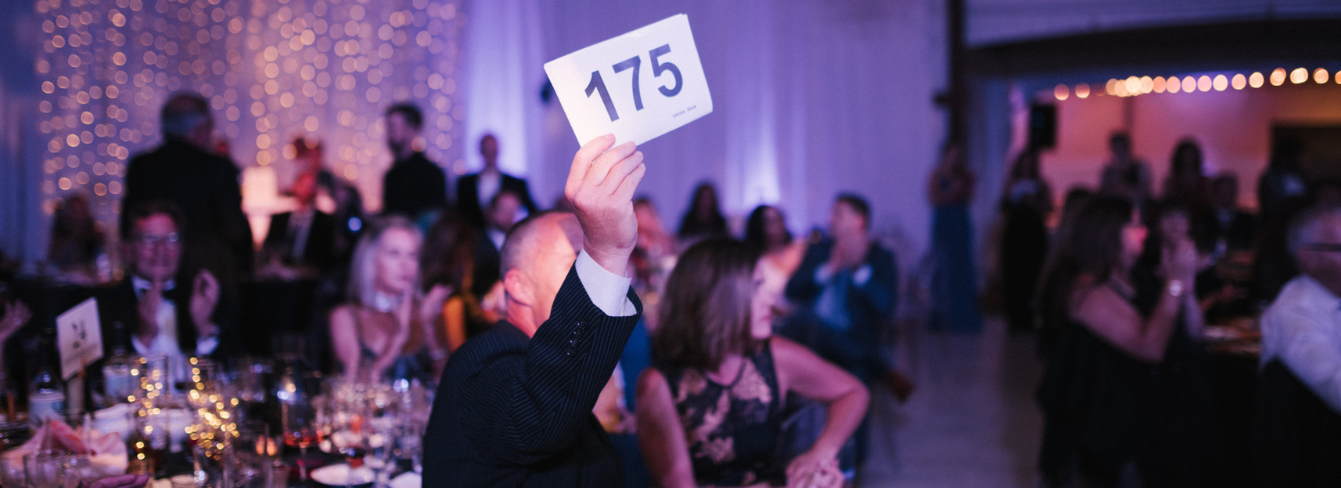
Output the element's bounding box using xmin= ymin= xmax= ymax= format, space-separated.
xmin=122 ymin=93 xmax=253 ymax=278
xmin=100 ymin=201 xmax=239 ymax=383
xmin=423 ymin=135 xmax=646 ymax=487
xmin=484 ymin=189 xmax=524 ymax=251
xmin=261 ymin=171 xmax=336 ymax=270
xmin=382 ymin=103 xmax=447 ymax=219
xmin=1209 ymin=174 xmax=1258 ymax=252
xmin=457 ymin=134 xmax=538 ymax=227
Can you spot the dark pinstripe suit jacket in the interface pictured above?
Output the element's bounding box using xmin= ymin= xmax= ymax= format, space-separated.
xmin=422 ymin=266 xmax=642 ymax=487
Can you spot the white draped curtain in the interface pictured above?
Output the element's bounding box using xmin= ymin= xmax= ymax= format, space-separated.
xmin=461 ymin=0 xmax=949 ymax=262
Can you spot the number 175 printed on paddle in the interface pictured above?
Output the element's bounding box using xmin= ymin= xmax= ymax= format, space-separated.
xmin=544 ymin=14 xmax=713 ymax=147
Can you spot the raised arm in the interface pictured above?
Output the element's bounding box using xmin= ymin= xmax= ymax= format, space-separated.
xmin=483 ymin=134 xmax=648 ymax=464
xmin=487 ymin=265 xmax=642 ymax=464
xmin=1072 ymin=239 xmax=1197 ymax=363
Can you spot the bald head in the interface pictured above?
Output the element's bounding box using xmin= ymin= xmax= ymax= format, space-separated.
xmin=500 ymin=212 xmax=584 ymax=336
xmin=1291 ymin=205 xmax=1341 ymax=296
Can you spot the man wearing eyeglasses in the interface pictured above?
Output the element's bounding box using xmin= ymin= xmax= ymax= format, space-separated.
xmin=1260 ymin=204 xmax=1341 ymax=413
xmin=100 ymin=201 xmax=236 ymax=384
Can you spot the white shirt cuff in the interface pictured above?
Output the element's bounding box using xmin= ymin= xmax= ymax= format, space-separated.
xmin=196 ymin=334 xmax=219 ymax=356
xmin=574 ymin=250 xmax=635 ymax=317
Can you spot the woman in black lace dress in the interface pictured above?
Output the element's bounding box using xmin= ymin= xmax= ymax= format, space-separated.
xmin=637 ymin=239 xmax=869 ymax=488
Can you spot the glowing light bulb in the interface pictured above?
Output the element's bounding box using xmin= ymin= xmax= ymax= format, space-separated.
xmin=1249 ymin=72 xmax=1264 ymax=88
xmin=1290 ymin=68 xmax=1307 ymax=84
xmin=1054 ymin=84 xmax=1069 ymax=101
xmin=1152 ymin=77 xmax=1166 ymax=93
xmin=1270 ymin=68 xmax=1287 ymax=86
xmin=1213 ymin=75 xmax=1228 ymax=91
xmin=1314 ymin=68 xmax=1329 ymax=84
xmin=1075 ymin=83 xmax=1090 ymax=99
xmin=1232 ymin=74 xmax=1246 ymax=90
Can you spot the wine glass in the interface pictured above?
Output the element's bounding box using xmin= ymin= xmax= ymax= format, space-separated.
xmin=23 ymin=450 xmax=70 ymax=488
xmin=363 ymin=420 xmax=398 ymax=488
xmin=281 ymin=400 xmax=318 ymax=480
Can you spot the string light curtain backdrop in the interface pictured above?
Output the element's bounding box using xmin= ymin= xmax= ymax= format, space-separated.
xmin=34 ymin=0 xmax=467 ymax=229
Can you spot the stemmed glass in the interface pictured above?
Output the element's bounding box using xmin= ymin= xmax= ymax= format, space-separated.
xmin=362 ymin=382 xmax=401 ymax=488
xmin=281 ymin=400 xmax=318 ymax=480
xmin=363 ymin=420 xmax=398 ymax=488
xmin=320 ymin=387 xmax=368 ymax=470
xmin=23 ymin=450 xmax=71 ymax=488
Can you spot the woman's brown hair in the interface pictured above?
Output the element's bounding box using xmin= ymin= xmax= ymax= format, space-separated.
xmin=1035 ymin=197 xmax=1134 ymax=356
xmin=652 ymin=239 xmax=759 ymax=371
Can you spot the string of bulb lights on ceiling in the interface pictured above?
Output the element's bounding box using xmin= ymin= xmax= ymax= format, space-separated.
xmin=34 ymin=0 xmax=466 ymax=227
xmin=1053 ymin=67 xmax=1341 ymax=100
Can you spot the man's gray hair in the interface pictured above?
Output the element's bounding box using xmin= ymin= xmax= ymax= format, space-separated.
xmin=1288 ymin=204 xmax=1341 ymax=256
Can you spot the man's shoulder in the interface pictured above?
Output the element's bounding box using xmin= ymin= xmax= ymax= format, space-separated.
xmin=1267 ymin=277 xmax=1337 ymax=319
xmin=129 ymin=141 xmax=234 ymax=172
xmin=869 ymin=241 xmax=897 ymax=261
xmin=390 ymin=154 xmax=445 ymax=178
xmin=446 ymin=322 xmax=528 ymax=372
xmin=410 ymin=153 xmax=445 ymax=172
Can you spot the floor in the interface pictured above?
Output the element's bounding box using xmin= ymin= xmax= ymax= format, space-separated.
xmin=858 ymin=316 xmax=1045 ymax=488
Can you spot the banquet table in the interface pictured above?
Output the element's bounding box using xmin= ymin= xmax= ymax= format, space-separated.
xmin=1202 ymin=322 xmax=1262 ymax=488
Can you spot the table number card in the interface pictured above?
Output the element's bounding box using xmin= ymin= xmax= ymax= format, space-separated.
xmin=544 ymin=14 xmax=713 ymax=147
xmin=56 ymin=297 xmax=103 ymax=380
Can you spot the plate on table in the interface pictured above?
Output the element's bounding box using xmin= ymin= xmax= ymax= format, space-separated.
xmin=390 ymin=472 xmax=421 ymax=488
xmin=310 ymin=463 xmax=374 ymax=487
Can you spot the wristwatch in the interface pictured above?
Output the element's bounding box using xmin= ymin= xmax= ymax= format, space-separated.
xmin=1167 ymin=279 xmax=1185 ymax=298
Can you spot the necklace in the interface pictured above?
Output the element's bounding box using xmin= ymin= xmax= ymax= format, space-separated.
xmin=372 ymin=291 xmax=400 ymax=313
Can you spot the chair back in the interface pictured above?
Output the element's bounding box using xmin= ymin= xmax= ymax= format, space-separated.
xmin=1253 ymin=359 xmax=1341 ymax=487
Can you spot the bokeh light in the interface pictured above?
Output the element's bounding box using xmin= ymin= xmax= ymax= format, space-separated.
xmin=1249 ymin=72 xmax=1264 ymax=88
xmin=1290 ymin=68 xmax=1308 ymax=84
xmin=1271 ymin=68 xmax=1288 ymax=86
xmin=36 ymin=0 xmax=467 ymax=225
xmin=1053 ymin=84 xmax=1069 ymax=101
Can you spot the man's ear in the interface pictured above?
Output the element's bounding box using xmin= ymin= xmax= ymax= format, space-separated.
xmin=502 ymin=269 xmax=532 ymax=308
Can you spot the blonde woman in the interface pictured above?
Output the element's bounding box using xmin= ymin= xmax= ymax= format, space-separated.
xmin=329 ymin=216 xmax=450 ymax=383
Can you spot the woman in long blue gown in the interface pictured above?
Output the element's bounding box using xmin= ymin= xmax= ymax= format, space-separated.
xmin=927 ymin=144 xmax=983 ymax=332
